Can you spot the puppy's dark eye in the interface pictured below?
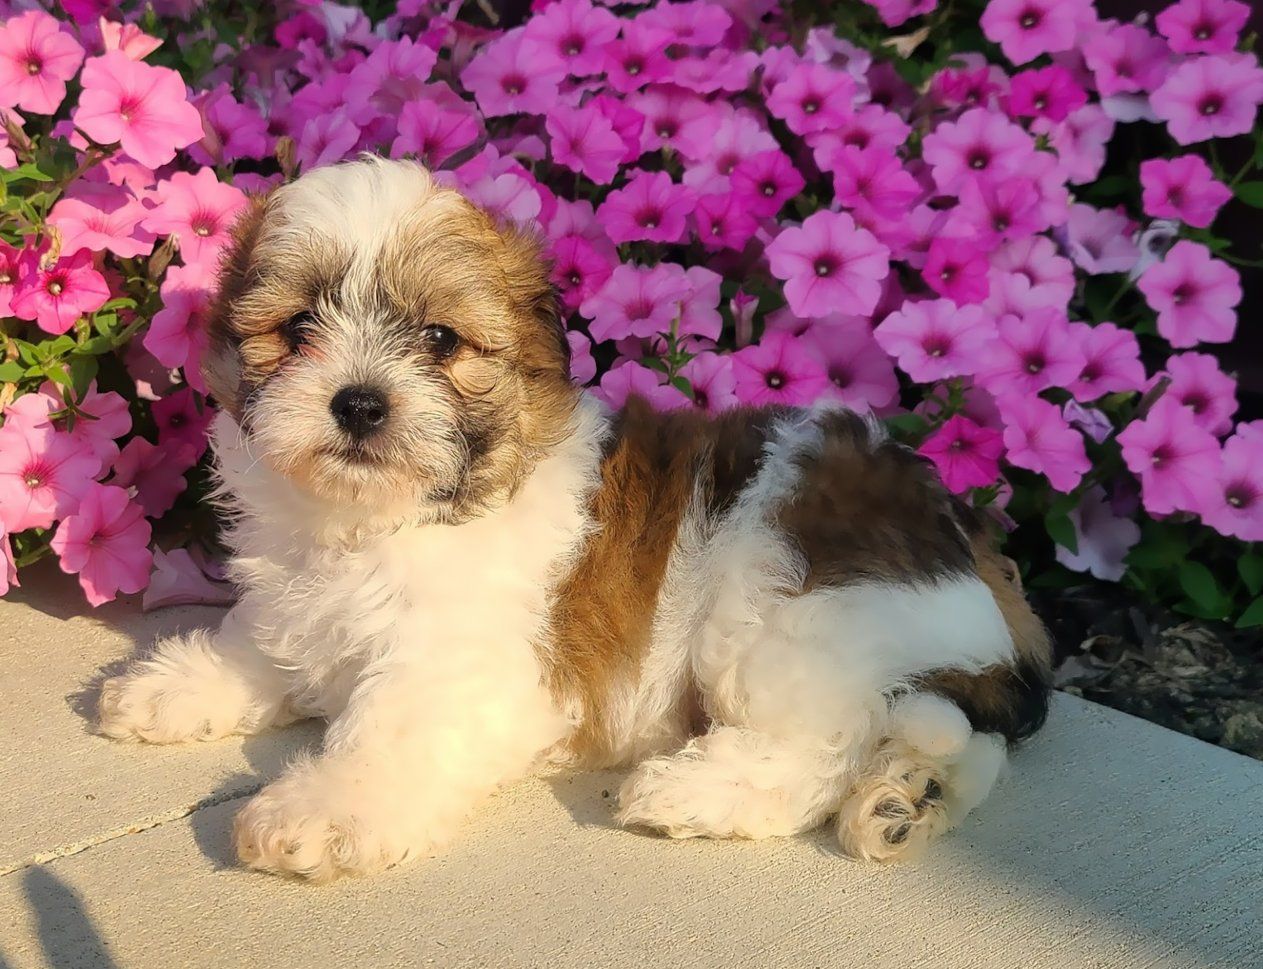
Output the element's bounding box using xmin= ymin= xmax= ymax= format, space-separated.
xmin=422 ymin=324 xmax=460 ymax=358
xmin=281 ymin=313 xmax=314 ymax=350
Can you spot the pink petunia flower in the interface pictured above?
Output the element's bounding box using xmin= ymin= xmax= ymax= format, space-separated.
xmin=1006 ymin=65 xmax=1087 ymax=122
xmin=74 ymin=52 xmax=203 ymax=169
xmin=580 ymin=262 xmax=692 ymax=343
xmin=1068 ymin=322 xmax=1146 ymax=400
xmin=1200 ymin=429 xmax=1263 ymax=541
xmin=801 ymin=319 xmax=900 ymax=412
xmin=0 ymin=10 xmax=84 ymax=115
xmin=630 ymin=85 xmax=720 ymax=163
xmin=1082 ymin=23 xmax=1170 ymax=97
xmin=110 ymin=437 xmax=197 ymax=518
xmin=765 ymin=210 xmax=890 ymax=319
xmin=822 ymin=144 xmax=920 ymax=221
xmin=1139 ymin=155 xmax=1232 ymax=229
xmin=99 ymin=18 xmax=163 ymax=60
xmin=979 ymin=309 xmax=1085 ymax=397
xmin=874 ymin=298 xmax=995 ymax=383
xmin=863 ymin=0 xmax=938 ymax=27
xmin=809 ymin=104 xmax=911 ymax=156
xmin=142 ymin=547 xmax=236 ymax=611
xmin=48 ymin=187 xmax=156 ymax=259
xmin=6 ymin=379 xmax=130 ymax=469
xmin=949 ymin=175 xmax=1047 ymax=246
xmin=636 ymin=0 xmax=734 ymax=46
xmin=10 ymin=249 xmax=110 ymax=336
xmin=923 ymin=237 xmax=990 ymax=305
xmin=392 ymin=99 xmax=482 ymax=169
xmin=1136 ymin=240 xmax=1241 ymax=348
xmin=1155 ymin=0 xmax=1251 ymax=55
xmin=463 ymin=30 xmax=565 ymax=117
xmin=920 ymin=107 xmax=1037 ymax=194
xmin=980 ymin=0 xmax=1095 ymax=65
xmin=929 ymin=63 xmax=1006 ymax=110
xmin=0 ymin=424 xmax=100 ymax=532
xmin=151 ymin=387 xmax=213 ymax=460
xmin=546 ymin=102 xmax=627 ymax=184
xmin=1055 ymin=486 xmax=1141 ymax=581
xmin=1151 ymin=53 xmax=1263 ymax=145
xmin=766 ymin=62 xmax=857 ymax=136
xmin=598 ymin=170 xmax=694 ymax=245
xmin=1161 ymin=352 xmax=1237 ymax=436
xmin=144 ymin=265 xmax=211 ymax=392
xmin=550 ymin=235 xmax=615 ymax=313
xmin=1038 ymin=104 xmax=1114 ymax=185
xmin=601 ymin=22 xmax=674 ymax=94
xmin=295 ymin=109 xmax=360 ymax=172
xmin=682 ymin=111 xmax=778 ymax=192
xmin=463 ymin=171 xmax=542 ymax=228
xmin=732 ymin=331 xmax=831 ymax=407
xmin=522 ymin=0 xmax=621 ymax=76
xmin=919 ymin=415 xmax=1004 ymax=494
xmin=567 ymin=330 xmax=597 ymax=385
xmin=729 ymin=149 xmax=805 ymax=218
xmin=1 ymin=520 xmax=17 ymax=597
xmin=189 ymin=84 xmax=271 ymax=167
xmin=693 ymin=193 xmax=760 ymax=252
xmin=595 ymin=361 xmax=689 ymax=410
xmin=1117 ymin=396 xmax=1220 ymax=515
xmin=50 ymin=483 xmax=152 ymax=607
xmin=143 ymin=169 xmax=248 ymax=270
xmin=990 ymin=235 xmax=1075 ymax=307
xmin=997 ymin=395 xmax=1090 ymax=493
xmin=344 ymin=37 xmax=437 ymax=127
xmin=1062 ymin=203 xmax=1139 ymax=276
xmin=678 ymin=352 xmax=738 ymax=413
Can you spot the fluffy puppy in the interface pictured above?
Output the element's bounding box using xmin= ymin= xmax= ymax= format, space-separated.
xmin=98 ymin=157 xmax=1051 ymax=882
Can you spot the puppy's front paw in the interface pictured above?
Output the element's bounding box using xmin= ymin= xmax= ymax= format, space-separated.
xmin=99 ymin=670 xmax=237 ymax=744
xmin=233 ymin=763 xmax=411 ymax=882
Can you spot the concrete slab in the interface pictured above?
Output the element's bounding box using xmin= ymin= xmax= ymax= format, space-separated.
xmin=1 ymin=573 xmax=1261 ymax=969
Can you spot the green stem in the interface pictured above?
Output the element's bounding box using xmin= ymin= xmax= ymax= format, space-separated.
xmin=1100 ymin=276 xmax=1133 ymax=320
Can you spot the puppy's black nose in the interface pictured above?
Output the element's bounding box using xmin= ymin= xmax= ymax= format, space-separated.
xmin=330 ymin=386 xmax=389 ymax=439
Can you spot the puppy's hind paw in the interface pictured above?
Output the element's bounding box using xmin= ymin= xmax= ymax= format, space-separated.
xmin=836 ymin=748 xmax=950 ymax=864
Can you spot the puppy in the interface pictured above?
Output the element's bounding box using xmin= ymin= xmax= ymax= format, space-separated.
xmin=98 ymin=157 xmax=1051 ymax=881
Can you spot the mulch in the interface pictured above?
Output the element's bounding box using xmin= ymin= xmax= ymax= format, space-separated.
xmin=1033 ymin=586 xmax=1263 ymax=761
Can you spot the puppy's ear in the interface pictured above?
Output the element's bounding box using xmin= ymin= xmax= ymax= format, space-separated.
xmin=496 ymin=223 xmax=571 ymax=379
xmin=203 ymin=195 xmax=269 ymax=419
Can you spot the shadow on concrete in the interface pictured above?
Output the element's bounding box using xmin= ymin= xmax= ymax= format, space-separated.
xmin=22 ymin=867 xmax=121 ymax=969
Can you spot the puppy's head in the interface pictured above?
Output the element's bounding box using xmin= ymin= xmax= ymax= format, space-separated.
xmin=204 ymin=157 xmax=575 ymax=519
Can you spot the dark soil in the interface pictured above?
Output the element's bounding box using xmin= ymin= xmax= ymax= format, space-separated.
xmin=1032 ymin=586 xmax=1263 ymax=761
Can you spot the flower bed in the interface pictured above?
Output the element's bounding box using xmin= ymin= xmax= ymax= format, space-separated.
xmin=0 ymin=0 xmax=1259 ymax=624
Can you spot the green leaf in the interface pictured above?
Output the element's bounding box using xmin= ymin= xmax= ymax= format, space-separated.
xmin=1044 ymin=509 xmax=1078 ymax=555
xmin=1236 ymin=596 xmax=1263 ymax=629
xmin=1234 ymin=181 xmax=1263 ymax=208
xmin=1178 ymin=561 xmax=1229 ymax=617
xmin=1126 ymin=524 xmax=1189 ymax=570
xmin=42 ymin=364 xmax=72 ymax=389
xmin=1240 ymin=552 xmax=1263 ymax=597
xmin=2 ymin=163 xmax=53 ymax=183
xmin=884 ymin=412 xmax=929 ymax=441
xmin=0 ymin=360 xmax=24 ymax=382
xmin=45 ymin=335 xmax=75 ymax=357
xmin=67 ymin=355 xmax=98 ymax=395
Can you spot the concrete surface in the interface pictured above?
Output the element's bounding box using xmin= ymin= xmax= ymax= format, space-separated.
xmin=1 ymin=565 xmax=1261 ymax=969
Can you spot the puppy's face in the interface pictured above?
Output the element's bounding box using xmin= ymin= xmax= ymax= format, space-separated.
xmin=204 ymin=159 xmax=575 ymax=518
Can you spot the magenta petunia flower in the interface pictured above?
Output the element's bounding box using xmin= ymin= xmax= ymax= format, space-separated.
xmin=863 ymin=0 xmax=938 ymax=27
xmin=950 ymin=175 xmax=1047 ymax=246
xmin=766 ymin=211 xmax=889 ymax=319
xmin=874 ymin=298 xmax=995 ymax=383
xmin=5 ymin=379 xmax=129 ymax=469
xmin=0 ymin=10 xmax=84 ymax=115
xmin=978 ymin=309 xmax=1085 ymax=397
xmin=1151 ymin=53 xmax=1263 ymax=145
xmin=1006 ymin=65 xmax=1087 ymax=122
xmin=546 ymin=102 xmax=628 ymax=184
xmin=636 ymin=0 xmax=734 ymax=46
xmin=345 ymin=37 xmax=437 ymax=125
xmin=550 ymin=235 xmax=615 ymax=313
xmin=1117 ymin=396 xmax=1220 ymax=515
xmin=522 ymin=0 xmax=621 ymax=76
xmin=822 ymin=144 xmax=920 ymax=221
xmin=1155 ymin=0 xmax=1251 ymax=55
xmin=729 ymin=149 xmax=805 ymax=218
xmin=144 ymin=169 xmax=248 ymax=270
xmin=1161 ymin=352 xmax=1237 ymax=436
xmin=920 ymin=107 xmax=1037 ymax=194
xmin=1062 ymin=203 xmax=1139 ymax=276
xmin=462 ymin=31 xmax=564 ymax=117
xmin=144 ymin=265 xmax=211 ymax=393
xmin=143 ymin=547 xmax=236 ymax=611
xmin=74 ymin=52 xmax=203 ymax=169
xmin=1200 ymin=430 xmax=1263 ymax=541
xmin=731 ymin=331 xmax=831 ymax=407
xmin=630 ymin=85 xmax=719 ymax=163
xmin=1081 ymin=23 xmax=1170 ymax=97
xmin=670 ymin=49 xmax=760 ymax=95
xmin=682 ymin=111 xmax=778 ymax=192
xmin=679 ymin=352 xmax=738 ymax=413
xmin=1038 ymin=103 xmax=1114 ymax=185
xmin=923 ymin=237 xmax=990 ymax=305
xmin=919 ymin=416 xmax=1004 ymax=494
xmin=190 ymin=84 xmax=271 ymax=167
xmin=10 ymin=249 xmax=110 ymax=336
xmin=580 ymin=262 xmax=692 ymax=342
xmin=1068 ymin=322 xmax=1146 ymax=401
xmin=392 ymin=100 xmax=482 ymax=168
xmin=50 ymin=483 xmax=152 ymax=607
xmin=567 ymin=330 xmax=597 ymax=386
xmin=99 ymin=20 xmax=163 ymax=60
xmin=997 ymin=395 xmax=1090 ymax=493
xmin=464 ymin=171 xmax=542 ymax=228
xmin=677 ymin=266 xmax=723 ymax=343
xmin=929 ymin=63 xmax=1005 ymax=111
xmin=766 ymin=62 xmax=856 ymax=136
xmin=295 ymin=109 xmax=360 ymax=172
xmin=601 ymin=22 xmax=673 ymax=94
xmin=0 ymin=424 xmax=100 ymax=532
xmin=809 ymin=104 xmax=911 ymax=157
xmin=0 ymin=242 xmax=23 ymax=318
xmin=110 ymin=437 xmax=197 ymax=519
xmin=1 ymin=520 xmax=16 ymax=597
xmin=990 ymin=235 xmax=1075 ymax=309
xmin=595 ymin=360 xmax=690 ymax=410
xmin=48 ymin=188 xmax=155 ymax=259
xmin=980 ymin=0 xmax=1095 ymax=65
xmin=1055 ymin=486 xmax=1141 ymax=581
xmin=802 ymin=320 xmax=899 ymax=412
xmin=1137 ymin=240 xmax=1241 ymax=348
xmin=597 ymin=170 xmax=694 ymax=245
xmin=693 ymin=192 xmax=760 ymax=252
xmin=1139 ymin=155 xmax=1232 ymax=229
xmin=152 ymin=387 xmax=213 ymax=461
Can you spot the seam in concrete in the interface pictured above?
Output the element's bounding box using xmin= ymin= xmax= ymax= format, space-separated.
xmin=0 ymin=785 xmax=259 ymax=878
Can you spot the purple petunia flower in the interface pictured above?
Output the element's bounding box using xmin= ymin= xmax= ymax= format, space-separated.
xmin=1136 ymin=240 xmax=1241 ymax=347
xmin=923 ymin=237 xmax=991 ymax=305
xmin=1062 ymin=204 xmax=1139 ymax=276
xmin=997 ymin=394 xmax=1090 ymax=493
xmin=1118 ymin=396 xmax=1220 ymax=515
xmin=1081 ymin=22 xmax=1170 ymax=97
xmin=546 ymin=102 xmax=627 ymax=184
xmin=1201 ymin=428 xmax=1263 ymax=541
xmin=765 ymin=210 xmax=890 ymax=319
xmin=630 ymin=85 xmax=720 ymax=162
